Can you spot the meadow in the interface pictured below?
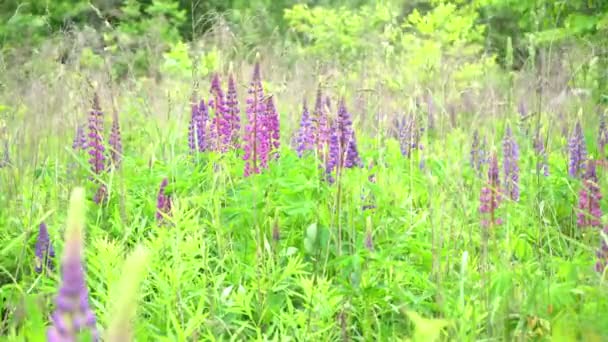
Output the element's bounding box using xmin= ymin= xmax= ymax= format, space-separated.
xmin=1 ymin=1 xmax=608 ymax=341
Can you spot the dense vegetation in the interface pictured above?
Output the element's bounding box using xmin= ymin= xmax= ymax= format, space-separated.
xmin=1 ymin=0 xmax=607 ymax=341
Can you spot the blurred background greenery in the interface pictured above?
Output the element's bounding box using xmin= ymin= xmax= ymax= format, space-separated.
xmin=1 ymin=0 xmax=606 ymax=102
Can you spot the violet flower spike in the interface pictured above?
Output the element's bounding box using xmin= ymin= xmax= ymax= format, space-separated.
xmin=568 ymin=121 xmax=587 ymax=178
xmin=265 ymin=96 xmax=280 ymax=160
xmin=596 ymin=225 xmax=608 ymax=273
xmin=479 ymin=153 xmax=502 ymax=227
xmin=296 ymin=99 xmax=314 ymax=157
xmin=47 ymin=188 xmax=99 ymax=342
xmin=87 ymin=94 xmax=105 ymax=176
xmin=35 ymin=222 xmax=55 ymax=273
xmin=226 ymin=73 xmax=241 ymax=148
xmin=533 ymin=129 xmax=549 ymax=176
xmin=72 ymin=124 xmax=87 ymax=151
xmin=243 ymin=62 xmax=267 ymax=177
xmin=598 ymin=114 xmax=608 ymax=158
xmin=502 ymin=125 xmax=520 ymax=201
xmin=210 ymin=73 xmax=230 ymax=152
xmin=156 ymin=178 xmax=172 ymax=222
xmin=577 ymin=160 xmax=602 ymax=228
xmin=108 ymin=115 xmax=122 ymax=168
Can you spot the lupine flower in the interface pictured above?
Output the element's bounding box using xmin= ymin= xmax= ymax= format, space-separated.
xmin=596 ymin=225 xmax=608 ymax=273
xmin=87 ymin=94 xmax=107 ymax=204
xmin=598 ymin=114 xmax=608 ymax=158
xmin=47 ymin=188 xmax=99 ymax=342
xmin=188 ymin=98 xmax=209 ymax=153
xmin=568 ymin=121 xmax=587 ymax=177
xmin=72 ymin=124 xmax=87 ymax=151
xmin=156 ymin=178 xmax=172 ymax=222
xmin=226 ymin=73 xmax=241 ymax=148
xmin=325 ymin=99 xmax=361 ymax=178
xmin=502 ymin=125 xmax=520 ymax=201
xmin=533 ymin=129 xmax=549 ymax=176
xmin=296 ymin=99 xmax=314 ymax=157
xmin=265 ymin=96 xmax=280 ymax=160
xmin=35 ymin=222 xmax=55 ymax=273
xmin=336 ymin=99 xmax=361 ymax=169
xmin=311 ymin=88 xmax=330 ymax=161
xmin=518 ymin=100 xmax=527 ymax=119
xmin=325 ymin=121 xmax=340 ymax=183
xmin=243 ymin=62 xmax=268 ymax=177
xmin=470 ymin=130 xmax=487 ymax=175
xmin=88 ymin=94 xmax=105 ymax=175
xmin=210 ymin=74 xmax=230 ymax=152
xmin=397 ymin=114 xmax=422 ymax=158
xmin=480 ymin=153 xmax=502 ymax=227
xmin=577 ymin=159 xmax=602 ymax=228
xmin=108 ymin=115 xmax=122 ymax=168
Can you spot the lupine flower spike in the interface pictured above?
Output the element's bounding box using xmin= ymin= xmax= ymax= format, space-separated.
xmin=568 ymin=120 xmax=587 ymax=178
xmin=87 ymin=94 xmax=107 ymax=204
xmin=226 ymin=72 xmax=241 ymax=148
xmin=243 ymin=61 xmax=268 ymax=177
xmin=502 ymin=125 xmax=520 ymax=201
xmin=72 ymin=124 xmax=87 ymax=151
xmin=156 ymin=178 xmax=172 ymax=223
xmin=479 ymin=153 xmax=502 ymax=227
xmin=108 ymin=113 xmax=122 ymax=168
xmin=210 ymin=73 xmax=230 ymax=152
xmin=577 ymin=159 xmax=602 ymax=228
xmin=265 ymin=96 xmax=281 ymax=160
xmin=47 ymin=188 xmax=99 ymax=342
xmin=296 ymin=99 xmax=314 ymax=157
xmin=312 ymin=88 xmax=330 ymax=162
xmin=35 ymin=222 xmax=55 ymax=273
xmin=596 ymin=226 xmax=608 ymax=273
xmin=470 ymin=130 xmax=487 ymax=175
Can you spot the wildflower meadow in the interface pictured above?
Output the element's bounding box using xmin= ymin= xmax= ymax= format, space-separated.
xmin=1 ymin=0 xmax=608 ymax=341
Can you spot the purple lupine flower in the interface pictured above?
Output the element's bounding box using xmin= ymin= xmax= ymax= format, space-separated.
xmin=325 ymin=121 xmax=340 ymax=183
xmin=577 ymin=160 xmax=602 ymax=228
xmin=397 ymin=114 xmax=423 ymax=159
xmin=364 ymin=228 xmax=374 ymax=252
xmin=72 ymin=124 xmax=87 ymax=151
xmin=87 ymin=94 xmax=107 ymax=204
xmin=108 ymin=115 xmax=122 ymax=168
xmin=47 ymin=189 xmax=98 ymax=341
xmin=243 ymin=62 xmax=267 ymax=177
xmin=470 ymin=130 xmax=487 ymax=175
xmin=296 ymin=100 xmax=314 ymax=157
xmin=198 ymin=100 xmax=210 ymax=152
xmin=518 ymin=100 xmax=527 ymax=118
xmin=87 ymin=94 xmax=105 ymax=175
xmin=502 ymin=125 xmax=520 ymax=201
xmin=226 ymin=73 xmax=241 ymax=148
xmin=598 ymin=114 xmax=608 ymax=158
xmin=265 ymin=96 xmax=280 ymax=160
xmin=569 ymin=121 xmax=587 ymax=177
xmin=311 ymin=88 xmax=330 ymax=162
xmin=210 ymin=73 xmax=230 ymax=152
xmin=35 ymin=222 xmax=55 ymax=273
xmin=480 ymin=153 xmax=502 ymax=227
xmin=596 ymin=225 xmax=608 ymax=273
xmin=533 ymin=129 xmax=549 ymax=176
xmin=156 ymin=178 xmax=172 ymax=222
xmin=336 ymin=99 xmax=361 ymax=169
